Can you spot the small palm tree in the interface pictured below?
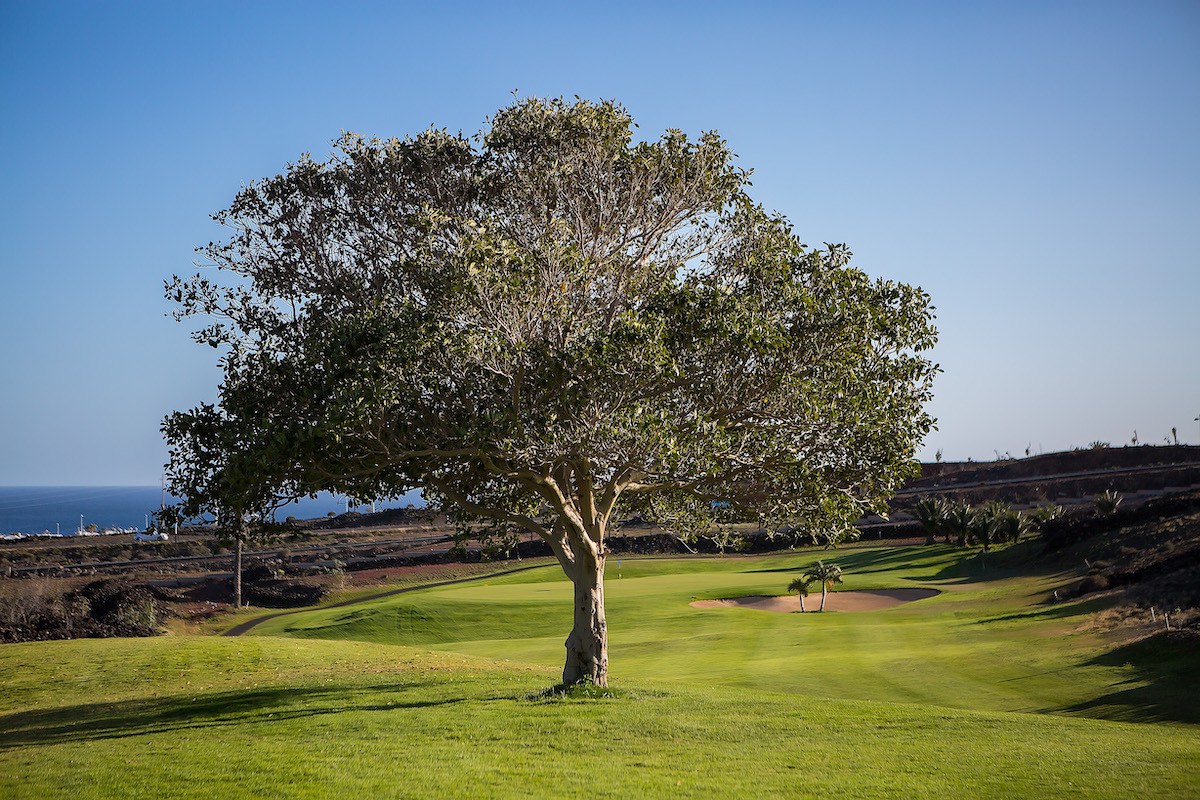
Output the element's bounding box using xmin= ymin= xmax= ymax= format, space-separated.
xmin=787 ymin=576 xmax=811 ymax=612
xmin=912 ymin=497 xmax=947 ymax=545
xmin=944 ymin=500 xmax=978 ymax=548
xmin=1027 ymin=503 xmax=1064 ymax=530
xmin=972 ymin=501 xmax=1012 ymax=552
xmin=995 ymin=509 xmax=1031 ymax=544
xmin=803 ymin=561 xmax=844 ymax=612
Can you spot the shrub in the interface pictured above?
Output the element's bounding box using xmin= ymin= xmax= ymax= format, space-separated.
xmin=243 ymin=580 xmax=326 ymax=608
xmin=1028 ymin=503 xmax=1065 ymax=528
xmin=1094 ymin=490 xmax=1123 ymax=516
xmin=943 ymin=500 xmax=979 ymax=548
xmin=0 ymin=579 xmax=165 ymax=642
xmin=72 ymin=580 xmax=163 ymax=637
xmin=1076 ymin=574 xmax=1111 ymax=596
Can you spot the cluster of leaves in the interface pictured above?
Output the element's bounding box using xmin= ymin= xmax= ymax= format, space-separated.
xmin=1094 ymin=489 xmax=1123 ymax=516
xmin=164 ymin=97 xmax=938 ymax=564
xmin=706 ymin=526 xmax=750 ymax=556
xmin=911 ymin=498 xmax=1063 ymax=551
xmin=764 ymin=513 xmax=862 ymax=551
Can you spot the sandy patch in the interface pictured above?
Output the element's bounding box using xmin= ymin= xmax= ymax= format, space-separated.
xmin=689 ymin=588 xmax=940 ymax=613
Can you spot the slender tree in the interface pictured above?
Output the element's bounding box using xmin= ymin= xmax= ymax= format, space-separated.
xmin=161 ymin=402 xmax=295 ymax=608
xmin=803 ymin=561 xmax=844 ymax=612
xmin=787 ymin=576 xmax=812 ymax=613
xmin=164 ymin=97 xmax=938 ymax=686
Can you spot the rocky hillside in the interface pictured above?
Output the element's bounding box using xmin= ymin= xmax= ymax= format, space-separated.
xmin=898 ymin=445 xmax=1200 ymax=508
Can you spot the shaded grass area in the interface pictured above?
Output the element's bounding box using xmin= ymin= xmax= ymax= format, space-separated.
xmin=1064 ymin=631 xmax=1200 ymax=723
xmin=218 ymin=558 xmax=561 ymax=637
xmin=2 ymin=635 xmax=1198 ymax=799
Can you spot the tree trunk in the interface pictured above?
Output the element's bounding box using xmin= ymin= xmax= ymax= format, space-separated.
xmin=819 ymin=585 xmax=827 ymax=612
xmin=798 ymin=594 xmax=806 ymax=613
xmin=234 ymin=538 xmax=243 ymax=608
xmin=562 ymin=559 xmax=608 ymax=686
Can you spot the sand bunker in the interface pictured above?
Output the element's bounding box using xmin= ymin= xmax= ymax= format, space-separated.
xmin=689 ymin=588 xmax=940 ymax=613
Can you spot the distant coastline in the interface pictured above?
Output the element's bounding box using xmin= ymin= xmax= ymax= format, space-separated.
xmin=0 ymin=486 xmax=424 ymax=536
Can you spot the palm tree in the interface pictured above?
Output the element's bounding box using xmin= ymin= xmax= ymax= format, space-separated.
xmin=944 ymin=500 xmax=978 ymax=548
xmin=787 ymin=576 xmax=811 ymax=612
xmin=973 ymin=500 xmax=1013 ymax=552
xmin=912 ymin=497 xmax=948 ymax=544
xmin=803 ymin=561 xmax=844 ymax=612
xmin=1028 ymin=503 xmax=1064 ymax=530
xmin=995 ymin=508 xmax=1031 ymax=544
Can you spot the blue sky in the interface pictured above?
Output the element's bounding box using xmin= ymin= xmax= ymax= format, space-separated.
xmin=1 ymin=0 xmax=1197 ymax=485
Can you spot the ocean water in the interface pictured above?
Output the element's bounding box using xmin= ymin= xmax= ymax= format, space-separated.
xmin=0 ymin=486 xmax=425 ymax=535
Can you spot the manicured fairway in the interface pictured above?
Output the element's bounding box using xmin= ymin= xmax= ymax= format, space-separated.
xmin=2 ymin=544 xmax=1197 ymax=798
xmin=250 ymin=545 xmax=1195 ymax=721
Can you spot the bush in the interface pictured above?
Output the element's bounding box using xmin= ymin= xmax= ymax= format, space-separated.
xmin=1028 ymin=503 xmax=1065 ymax=528
xmin=243 ymin=559 xmax=290 ymax=582
xmin=0 ymin=578 xmax=165 ymax=642
xmin=1075 ymin=574 xmax=1111 ymax=596
xmin=242 ymin=579 xmax=326 ymax=608
xmin=0 ymin=579 xmax=78 ymax=642
xmin=74 ymin=579 xmax=162 ymax=637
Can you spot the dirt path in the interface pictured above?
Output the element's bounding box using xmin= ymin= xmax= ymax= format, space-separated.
xmin=222 ymin=561 xmax=552 ymax=636
xmin=690 ymin=588 xmax=940 ymax=613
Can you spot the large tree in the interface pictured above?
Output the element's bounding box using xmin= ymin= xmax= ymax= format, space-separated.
xmin=165 ymin=97 xmax=938 ymax=686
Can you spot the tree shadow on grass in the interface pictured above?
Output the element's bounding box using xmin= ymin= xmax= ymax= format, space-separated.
xmin=1052 ymin=631 xmax=1200 ymax=724
xmin=0 ymin=682 xmax=513 ymax=750
xmin=908 ymin=541 xmax=1069 ymax=585
xmin=979 ymin=594 xmax=1115 ymax=624
xmin=746 ymin=545 xmax=1016 ymax=588
xmin=743 ymin=546 xmax=959 ymax=577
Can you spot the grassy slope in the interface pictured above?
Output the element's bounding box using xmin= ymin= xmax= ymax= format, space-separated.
xmin=3 ymin=544 xmax=1198 ymax=798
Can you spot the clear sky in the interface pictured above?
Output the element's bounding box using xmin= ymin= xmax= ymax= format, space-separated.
xmin=1 ymin=0 xmax=1197 ymax=485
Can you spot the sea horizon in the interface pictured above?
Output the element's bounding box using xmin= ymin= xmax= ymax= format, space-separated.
xmin=0 ymin=485 xmax=425 ymax=536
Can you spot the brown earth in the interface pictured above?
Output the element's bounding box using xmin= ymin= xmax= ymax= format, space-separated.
xmin=900 ymin=445 xmax=1200 ymax=508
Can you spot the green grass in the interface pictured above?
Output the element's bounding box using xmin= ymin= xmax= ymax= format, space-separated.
xmin=251 ymin=544 xmax=1192 ymax=720
xmin=2 ymin=544 xmax=1198 ymax=798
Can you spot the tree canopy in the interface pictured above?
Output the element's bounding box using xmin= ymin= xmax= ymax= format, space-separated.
xmin=164 ymin=97 xmax=938 ymax=685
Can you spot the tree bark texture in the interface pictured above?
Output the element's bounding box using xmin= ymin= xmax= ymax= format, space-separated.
xmin=562 ymin=560 xmax=608 ymax=686
xmin=234 ymin=538 xmax=243 ymax=608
